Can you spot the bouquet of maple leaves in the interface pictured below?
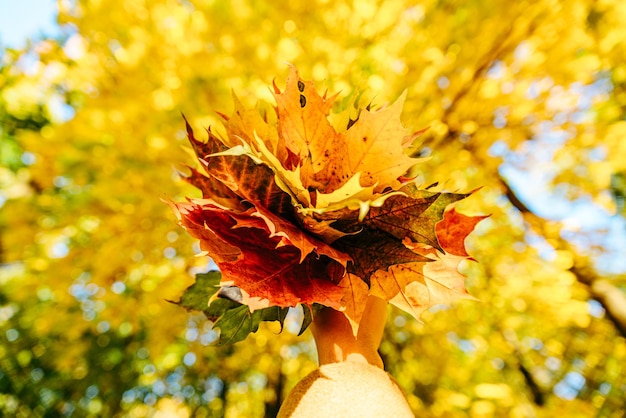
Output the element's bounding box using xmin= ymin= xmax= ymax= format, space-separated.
xmin=170 ymin=67 xmax=485 ymax=344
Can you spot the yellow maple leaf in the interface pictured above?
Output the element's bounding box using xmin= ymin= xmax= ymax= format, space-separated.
xmin=385 ymin=251 xmax=477 ymax=320
xmin=339 ymin=91 xmax=423 ymax=192
xmin=272 ymin=65 xmax=424 ymax=196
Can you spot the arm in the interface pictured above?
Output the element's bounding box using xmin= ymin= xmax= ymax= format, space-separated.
xmin=278 ymin=296 xmax=414 ymax=417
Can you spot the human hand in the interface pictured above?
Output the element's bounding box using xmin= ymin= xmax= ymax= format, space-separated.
xmin=311 ymin=295 xmax=387 ymax=368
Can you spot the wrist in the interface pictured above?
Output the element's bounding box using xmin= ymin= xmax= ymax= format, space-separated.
xmin=311 ymin=296 xmax=386 ymax=368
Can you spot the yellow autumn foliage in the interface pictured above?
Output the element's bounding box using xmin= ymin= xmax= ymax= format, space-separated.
xmin=1 ymin=0 xmax=626 ymax=417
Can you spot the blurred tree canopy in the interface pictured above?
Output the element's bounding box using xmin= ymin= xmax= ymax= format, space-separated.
xmin=1 ymin=0 xmax=626 ymax=416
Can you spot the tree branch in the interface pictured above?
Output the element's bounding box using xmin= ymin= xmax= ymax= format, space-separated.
xmin=571 ymin=263 xmax=626 ymax=337
xmin=500 ymin=179 xmax=626 ymax=338
xmin=417 ymin=0 xmax=626 ymax=338
xmin=500 ymin=328 xmax=545 ymax=408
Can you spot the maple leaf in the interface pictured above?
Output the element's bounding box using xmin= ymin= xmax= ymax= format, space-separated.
xmin=214 ymin=282 xmax=271 ymax=312
xmin=251 ymin=204 xmax=351 ymax=264
xmin=168 ymin=200 xmax=241 ymax=263
xmin=213 ymin=305 xmax=289 ymax=345
xmin=185 ymin=119 xmax=294 ymax=217
xmin=174 ymin=200 xmax=346 ymax=308
xmin=310 ymin=187 xmax=473 ymax=282
xmin=182 ymin=166 xmax=243 ymax=210
xmin=273 ymin=65 xmax=342 ymax=191
xmin=374 ymin=186 xmax=470 ymax=250
xmin=436 ymin=207 xmax=489 ymax=257
xmin=298 ymin=304 xmax=324 ymax=336
xmin=176 ymin=270 xmax=223 ymax=312
xmin=339 ymin=273 xmax=370 ymax=331
xmin=171 ymin=66 xmax=487 ymax=343
xmin=339 ymin=91 xmax=424 ymax=192
xmin=333 ymin=229 xmax=431 ymax=284
xmin=387 ymin=251 xmax=476 ymax=320
xmin=174 ymin=270 xmax=292 ymax=345
xmin=272 ymin=66 xmax=424 ymax=196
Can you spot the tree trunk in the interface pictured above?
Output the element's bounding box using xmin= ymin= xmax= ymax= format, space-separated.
xmin=264 ymin=359 xmax=284 ymax=418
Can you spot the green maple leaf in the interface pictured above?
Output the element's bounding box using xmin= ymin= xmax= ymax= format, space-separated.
xmin=298 ymin=304 xmax=324 ymax=336
xmin=214 ymin=305 xmax=289 ymax=345
xmin=176 ymin=270 xmax=222 ymax=312
xmin=175 ymin=270 xmax=291 ymax=345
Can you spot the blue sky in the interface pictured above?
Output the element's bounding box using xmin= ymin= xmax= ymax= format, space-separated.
xmin=0 ymin=0 xmax=59 ymax=48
